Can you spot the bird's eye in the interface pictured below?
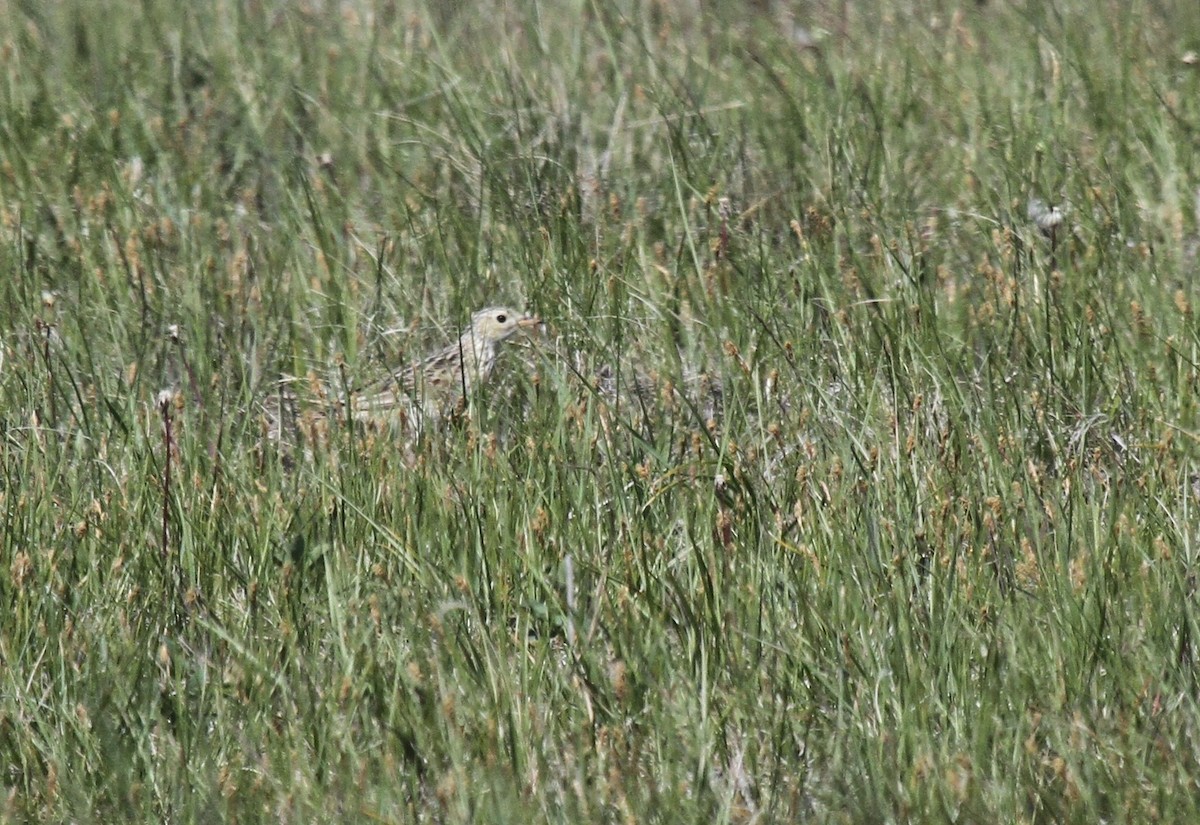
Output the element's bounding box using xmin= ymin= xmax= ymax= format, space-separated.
xmin=496 ymin=314 xmax=507 ymax=323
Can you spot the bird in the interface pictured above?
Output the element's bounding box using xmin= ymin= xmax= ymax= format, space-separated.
xmin=261 ymin=306 xmax=541 ymax=443
xmin=350 ymin=306 xmax=541 ymax=420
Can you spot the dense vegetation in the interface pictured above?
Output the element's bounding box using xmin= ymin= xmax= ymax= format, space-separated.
xmin=2 ymin=1 xmax=1200 ymax=821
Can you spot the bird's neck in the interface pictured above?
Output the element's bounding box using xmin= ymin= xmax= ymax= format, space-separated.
xmin=458 ymin=333 xmax=497 ymax=377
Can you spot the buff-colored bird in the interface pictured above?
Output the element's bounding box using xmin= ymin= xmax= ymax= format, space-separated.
xmin=262 ymin=306 xmax=540 ymax=442
xmin=351 ymin=306 xmax=540 ymax=418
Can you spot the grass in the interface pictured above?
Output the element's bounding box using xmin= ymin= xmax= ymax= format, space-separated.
xmin=2 ymin=0 xmax=1200 ymax=821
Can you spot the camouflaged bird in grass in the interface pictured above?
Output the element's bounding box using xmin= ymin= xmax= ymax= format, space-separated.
xmin=353 ymin=307 xmax=541 ymax=419
xmin=262 ymin=307 xmax=541 ymax=443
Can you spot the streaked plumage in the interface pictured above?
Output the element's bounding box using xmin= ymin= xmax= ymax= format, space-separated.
xmin=352 ymin=307 xmax=540 ymax=418
xmin=262 ymin=307 xmax=540 ymax=442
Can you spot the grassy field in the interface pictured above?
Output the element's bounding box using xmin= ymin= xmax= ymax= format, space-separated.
xmin=3 ymin=0 xmax=1200 ymax=821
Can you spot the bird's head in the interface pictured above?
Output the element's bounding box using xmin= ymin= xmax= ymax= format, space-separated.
xmin=468 ymin=307 xmax=541 ymax=343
